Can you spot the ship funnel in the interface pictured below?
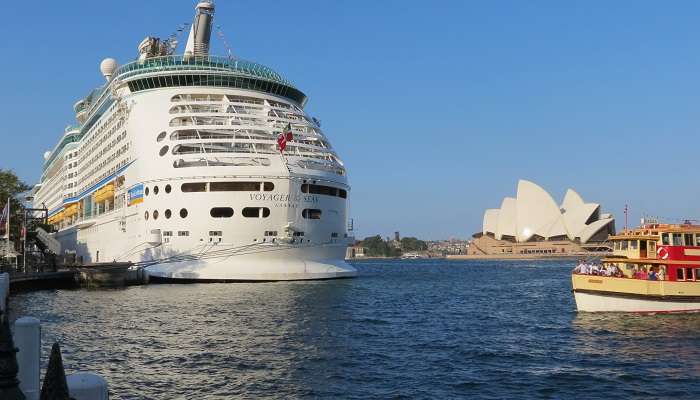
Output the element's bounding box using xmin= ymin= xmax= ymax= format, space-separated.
xmin=185 ymin=1 xmax=215 ymax=57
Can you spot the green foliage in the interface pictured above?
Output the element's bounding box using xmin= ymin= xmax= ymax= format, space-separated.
xmin=358 ymin=235 xmax=402 ymax=257
xmin=0 ymin=169 xmax=30 ymax=245
xmin=400 ymin=237 xmax=428 ymax=251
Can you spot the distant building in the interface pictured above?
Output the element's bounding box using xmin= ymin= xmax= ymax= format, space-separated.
xmin=470 ymin=180 xmax=615 ymax=256
xmin=394 ymin=231 xmax=400 ymax=241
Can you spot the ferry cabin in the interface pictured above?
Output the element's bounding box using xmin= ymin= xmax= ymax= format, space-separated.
xmin=605 ymin=224 xmax=700 ymax=282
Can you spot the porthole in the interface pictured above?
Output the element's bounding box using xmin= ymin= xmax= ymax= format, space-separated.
xmin=145 ymin=187 xmax=150 ymax=196
xmin=302 ymin=209 xmax=322 ymax=220
xmin=154 ymin=186 xmax=159 ymax=195
xmin=144 ymin=211 xmax=149 ymax=220
xmin=153 ymin=210 xmax=159 ymax=220
xmin=159 ymin=146 xmax=169 ymax=156
xmin=180 ymin=208 xmax=188 ymax=218
xmin=165 ymin=209 xmax=172 ymax=219
xmin=165 ymin=184 xmax=172 ymax=193
xmin=157 ymin=131 xmax=167 ymax=142
xmin=210 ymin=207 xmax=234 ymax=218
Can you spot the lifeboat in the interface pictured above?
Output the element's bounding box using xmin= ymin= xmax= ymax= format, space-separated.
xmin=572 ymin=222 xmax=700 ymax=313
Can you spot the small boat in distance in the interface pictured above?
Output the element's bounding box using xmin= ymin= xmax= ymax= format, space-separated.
xmin=572 ymin=222 xmax=700 ymax=313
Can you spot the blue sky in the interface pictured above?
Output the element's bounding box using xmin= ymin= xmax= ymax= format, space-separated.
xmin=2 ymin=1 xmax=700 ymax=240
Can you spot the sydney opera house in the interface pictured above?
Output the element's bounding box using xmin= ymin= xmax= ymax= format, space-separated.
xmin=469 ymin=180 xmax=615 ymax=256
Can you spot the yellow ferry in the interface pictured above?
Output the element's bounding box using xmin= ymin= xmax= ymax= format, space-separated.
xmin=572 ymin=222 xmax=700 ymax=313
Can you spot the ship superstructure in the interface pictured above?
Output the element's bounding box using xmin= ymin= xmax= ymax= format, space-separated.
xmin=33 ymin=2 xmax=356 ymax=281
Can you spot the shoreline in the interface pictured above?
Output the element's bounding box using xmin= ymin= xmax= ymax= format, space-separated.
xmin=447 ymin=253 xmax=609 ymax=261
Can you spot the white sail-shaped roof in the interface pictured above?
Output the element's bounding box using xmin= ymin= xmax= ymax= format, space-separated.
xmin=481 ymin=180 xmax=614 ymax=244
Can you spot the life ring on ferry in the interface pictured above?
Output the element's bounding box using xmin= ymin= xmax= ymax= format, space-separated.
xmin=657 ymin=246 xmax=669 ymax=260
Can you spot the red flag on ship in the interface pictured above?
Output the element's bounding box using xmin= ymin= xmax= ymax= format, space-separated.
xmin=277 ymin=123 xmax=293 ymax=153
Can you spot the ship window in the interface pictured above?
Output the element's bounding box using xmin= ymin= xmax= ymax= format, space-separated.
xmin=178 ymin=231 xmax=189 ymax=237
xmin=662 ymin=233 xmax=669 ymax=245
xmin=263 ymin=182 xmax=274 ymax=191
xmin=696 ymin=268 xmax=700 ymax=281
xmin=242 ymin=207 xmax=270 ymax=218
xmin=144 ymin=211 xmax=149 ymax=220
xmin=621 ymin=241 xmax=628 ymax=250
xmin=209 ymin=231 xmax=223 ymax=236
xmin=264 ymin=231 xmax=278 ymax=237
xmin=153 ymin=210 xmax=159 ymax=220
xmin=165 ymin=209 xmax=172 ymax=219
xmin=677 ymin=268 xmax=685 ymax=280
xmin=180 ymin=208 xmax=188 ymax=218
xmin=696 ymin=235 xmax=700 ymax=247
xmin=673 ymin=234 xmax=683 ymax=246
xmin=181 ymin=182 xmax=207 ymax=192
xmin=687 ymin=268 xmax=695 ymax=281
xmin=613 ymin=242 xmax=620 ymax=250
xmin=301 ymin=183 xmax=345 ymax=198
xmin=210 ymin=181 xmax=260 ymax=192
xmin=145 ymin=187 xmax=150 ymax=196
xmin=165 ymin=184 xmax=172 ymax=194
xmin=159 ymin=146 xmax=169 ymax=156
xmin=630 ymin=240 xmax=638 ymax=250
xmin=302 ymin=209 xmax=322 ymax=219
xmin=210 ymin=207 xmax=234 ymax=218
xmin=685 ymin=234 xmax=694 ymax=246
xmin=153 ymin=186 xmax=159 ymax=195
xmin=157 ymin=132 xmax=166 ymax=142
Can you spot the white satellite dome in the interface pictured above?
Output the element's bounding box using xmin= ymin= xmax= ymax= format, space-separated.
xmin=43 ymin=151 xmax=51 ymax=160
xmin=100 ymin=58 xmax=118 ymax=80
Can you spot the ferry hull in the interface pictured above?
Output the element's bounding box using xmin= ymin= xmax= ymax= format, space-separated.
xmin=574 ymin=290 xmax=700 ymax=313
xmin=145 ymin=243 xmax=357 ymax=281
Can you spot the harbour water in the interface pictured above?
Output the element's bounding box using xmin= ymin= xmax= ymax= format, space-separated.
xmin=9 ymin=259 xmax=700 ymax=399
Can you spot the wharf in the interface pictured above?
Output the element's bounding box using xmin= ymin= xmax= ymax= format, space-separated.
xmin=7 ymin=263 xmax=148 ymax=293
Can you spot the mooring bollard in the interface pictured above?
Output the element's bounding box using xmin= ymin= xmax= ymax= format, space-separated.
xmin=14 ymin=317 xmax=40 ymax=400
xmin=0 ymin=310 xmax=25 ymax=400
xmin=0 ymin=273 xmax=9 ymax=312
xmin=67 ymin=373 xmax=109 ymax=400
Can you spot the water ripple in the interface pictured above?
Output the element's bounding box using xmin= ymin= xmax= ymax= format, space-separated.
xmin=8 ymin=259 xmax=700 ymax=399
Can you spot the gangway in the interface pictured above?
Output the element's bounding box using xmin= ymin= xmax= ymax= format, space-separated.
xmin=35 ymin=227 xmax=60 ymax=255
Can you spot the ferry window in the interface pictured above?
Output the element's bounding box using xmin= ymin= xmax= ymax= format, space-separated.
xmin=687 ymin=268 xmax=695 ymax=281
xmin=630 ymin=240 xmax=638 ymax=250
xmin=677 ymin=268 xmax=685 ymax=280
xmin=685 ymin=234 xmax=694 ymax=246
xmin=696 ymin=268 xmax=700 ymax=281
xmin=144 ymin=211 xmax=149 ymax=220
xmin=662 ymin=233 xmax=670 ymax=245
xmin=621 ymin=241 xmax=628 ymax=250
xmin=157 ymin=132 xmax=166 ymax=142
xmin=210 ymin=207 xmax=234 ymax=218
xmin=695 ymin=235 xmax=700 ymax=247
xmin=339 ymin=189 xmax=348 ymax=199
xmin=153 ymin=186 xmax=159 ymax=195
xmin=165 ymin=184 xmax=172 ymax=194
xmin=263 ymin=182 xmax=274 ymax=191
xmin=153 ymin=210 xmax=159 ymax=220
xmin=181 ymin=182 xmax=207 ymax=192
xmin=159 ymin=146 xmax=169 ymax=156
xmin=673 ymin=234 xmax=683 ymax=246
xmin=180 ymin=208 xmax=188 ymax=218
xmin=145 ymin=187 xmax=150 ymax=196
xmin=165 ymin=209 xmax=172 ymax=219
xmin=614 ymin=242 xmax=620 ymax=250
xmin=242 ymin=207 xmax=270 ymax=218
xmin=302 ymin=209 xmax=322 ymax=219
xmin=210 ymin=181 xmax=260 ymax=191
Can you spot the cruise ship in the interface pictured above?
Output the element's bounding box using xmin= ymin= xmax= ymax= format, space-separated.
xmin=32 ymin=2 xmax=356 ymax=281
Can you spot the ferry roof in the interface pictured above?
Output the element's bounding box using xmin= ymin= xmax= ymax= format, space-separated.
xmin=611 ymin=224 xmax=700 ymax=239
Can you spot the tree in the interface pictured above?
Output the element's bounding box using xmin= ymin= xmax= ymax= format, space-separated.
xmin=0 ymin=169 xmax=30 ymax=247
xmin=358 ymin=235 xmax=402 ymax=257
xmin=400 ymin=237 xmax=428 ymax=252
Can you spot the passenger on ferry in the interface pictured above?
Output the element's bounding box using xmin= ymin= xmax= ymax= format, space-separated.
xmin=648 ymin=268 xmax=658 ymax=281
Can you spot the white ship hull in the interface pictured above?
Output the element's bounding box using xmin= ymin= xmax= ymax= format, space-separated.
xmin=574 ymin=291 xmax=700 ymax=313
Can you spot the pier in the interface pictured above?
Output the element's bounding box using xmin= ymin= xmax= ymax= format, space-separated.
xmin=6 ymin=263 xmax=148 ymax=293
